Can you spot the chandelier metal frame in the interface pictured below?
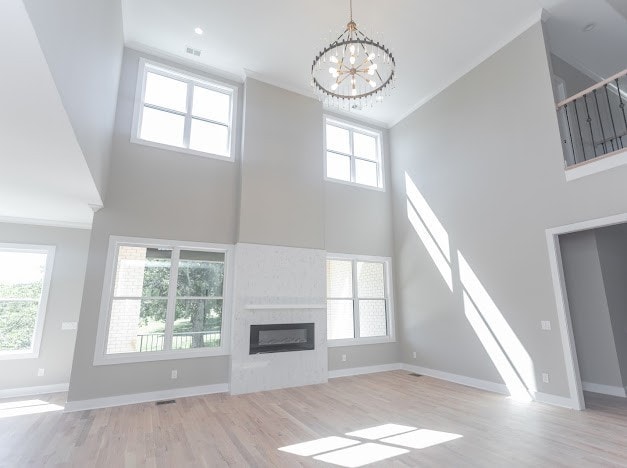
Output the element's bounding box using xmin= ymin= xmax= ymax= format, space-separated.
xmin=311 ymin=0 xmax=396 ymax=105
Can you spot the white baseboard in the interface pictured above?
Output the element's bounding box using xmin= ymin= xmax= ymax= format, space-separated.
xmin=328 ymin=363 xmax=402 ymax=379
xmin=582 ymin=381 xmax=627 ymax=398
xmin=531 ymin=391 xmax=576 ymax=408
xmin=400 ymin=363 xmax=509 ymax=395
xmin=64 ymin=383 xmax=229 ymax=412
xmin=0 ymin=383 xmax=69 ymax=399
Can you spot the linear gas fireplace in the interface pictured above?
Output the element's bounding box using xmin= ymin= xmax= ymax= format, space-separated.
xmin=249 ymin=323 xmax=315 ymax=354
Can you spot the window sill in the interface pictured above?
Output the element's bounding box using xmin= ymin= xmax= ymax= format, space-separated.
xmin=327 ymin=337 xmax=396 ymax=348
xmin=93 ymin=346 xmax=229 ymax=366
xmin=130 ymin=136 xmax=234 ymax=163
xmin=565 ymin=147 xmax=627 ymax=181
xmin=325 ymin=176 xmax=385 ymax=192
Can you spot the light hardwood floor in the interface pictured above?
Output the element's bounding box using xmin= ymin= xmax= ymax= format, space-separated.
xmin=1 ymin=371 xmax=626 ymax=467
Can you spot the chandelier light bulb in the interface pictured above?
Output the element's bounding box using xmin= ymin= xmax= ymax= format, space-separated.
xmin=331 ymin=83 xmax=339 ymax=91
xmin=329 ymin=67 xmax=337 ymax=75
xmin=349 ymin=56 xmax=356 ymax=65
xmin=369 ymin=80 xmax=377 ymax=88
xmin=330 ymin=55 xmax=339 ymax=64
xmin=368 ymin=53 xmax=376 ymax=61
xmin=351 ymin=88 xmax=357 ymax=96
xmin=349 ymin=44 xmax=356 ymax=55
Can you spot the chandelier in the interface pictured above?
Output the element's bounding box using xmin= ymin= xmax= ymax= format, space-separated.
xmin=311 ymin=0 xmax=396 ymax=108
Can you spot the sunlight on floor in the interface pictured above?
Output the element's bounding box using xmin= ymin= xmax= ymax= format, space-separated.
xmin=0 ymin=399 xmax=64 ymax=419
xmin=278 ymin=423 xmax=463 ymax=467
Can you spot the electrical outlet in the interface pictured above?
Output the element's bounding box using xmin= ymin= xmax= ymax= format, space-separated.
xmin=412 ymin=351 xmax=417 ymax=359
xmin=37 ymin=368 xmax=45 ymax=377
xmin=542 ymin=372 xmax=550 ymax=384
xmin=341 ymin=354 xmax=347 ymax=362
xmin=171 ymin=370 xmax=178 ymax=379
xmin=541 ymin=320 xmax=551 ymax=331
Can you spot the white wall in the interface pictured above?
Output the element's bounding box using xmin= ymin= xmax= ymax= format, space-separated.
xmin=596 ymin=223 xmax=627 ymax=388
xmin=0 ymin=223 xmax=90 ymax=392
xmin=23 ymin=0 xmax=124 ymax=200
xmin=560 ymin=230 xmax=624 ymax=388
xmin=390 ymin=22 xmax=627 ymax=400
xmin=67 ymin=48 xmax=241 ymax=402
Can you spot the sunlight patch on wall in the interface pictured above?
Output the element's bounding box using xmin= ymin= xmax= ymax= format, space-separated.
xmin=458 ymin=252 xmax=537 ymax=396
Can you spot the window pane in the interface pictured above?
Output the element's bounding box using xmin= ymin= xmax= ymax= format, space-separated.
xmin=357 ymin=262 xmax=385 ymax=298
xmin=189 ymin=119 xmax=229 ymax=156
xmin=327 ymin=152 xmax=351 ymax=181
xmin=192 ymin=86 xmax=230 ymax=123
xmin=107 ymin=299 xmax=167 ymax=353
xmin=327 ymin=299 xmax=354 ymax=340
xmin=326 ymin=124 xmax=350 ymax=154
xmin=359 ymin=300 xmax=387 ymax=338
xmin=0 ymin=251 xmax=47 ymax=353
xmin=0 ymin=301 xmax=38 ymax=352
xmin=144 ymin=72 xmax=188 ymax=112
xmin=173 ymin=298 xmax=222 ymax=349
xmin=355 ymin=159 xmax=379 ymax=187
xmin=113 ymin=247 xmax=172 ymax=298
xmin=177 ymin=250 xmax=225 ymax=297
xmin=327 ymin=260 xmax=353 ymax=298
xmin=140 ymin=107 xmax=185 ymax=147
xmin=353 ymin=132 xmax=377 ymax=161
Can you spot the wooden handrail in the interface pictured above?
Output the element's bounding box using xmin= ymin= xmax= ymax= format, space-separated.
xmin=556 ymin=69 xmax=627 ymax=109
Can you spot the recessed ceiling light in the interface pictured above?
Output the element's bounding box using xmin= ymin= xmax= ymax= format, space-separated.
xmin=194 ymin=27 xmax=204 ymax=35
xmin=583 ymin=23 xmax=596 ymax=32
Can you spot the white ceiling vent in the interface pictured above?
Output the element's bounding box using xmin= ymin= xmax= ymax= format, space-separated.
xmin=185 ymin=47 xmax=201 ymax=57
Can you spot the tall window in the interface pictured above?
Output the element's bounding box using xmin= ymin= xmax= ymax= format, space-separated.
xmin=326 ymin=254 xmax=394 ymax=345
xmin=132 ymin=59 xmax=237 ymax=160
xmin=96 ymin=237 xmax=232 ymax=364
xmin=325 ymin=117 xmax=383 ymax=189
xmin=0 ymin=244 xmax=55 ymax=359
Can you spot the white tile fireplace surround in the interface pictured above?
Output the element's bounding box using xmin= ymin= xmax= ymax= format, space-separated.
xmin=230 ymin=243 xmax=328 ymax=395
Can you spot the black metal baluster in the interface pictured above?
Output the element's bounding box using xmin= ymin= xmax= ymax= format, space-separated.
xmin=564 ymin=104 xmax=577 ymax=165
xmin=584 ymin=94 xmax=598 ymax=158
xmin=617 ymin=78 xmax=627 ymax=148
xmin=593 ymin=89 xmax=608 ymax=154
xmin=605 ymin=84 xmax=620 ymax=150
xmin=573 ymin=98 xmax=587 ymax=161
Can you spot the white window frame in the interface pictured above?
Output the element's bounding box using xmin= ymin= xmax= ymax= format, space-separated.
xmin=94 ymin=236 xmax=234 ymax=366
xmin=326 ymin=253 xmax=395 ymax=347
xmin=131 ymin=58 xmax=238 ymax=162
xmin=323 ymin=116 xmax=385 ymax=191
xmin=0 ymin=243 xmax=55 ymax=360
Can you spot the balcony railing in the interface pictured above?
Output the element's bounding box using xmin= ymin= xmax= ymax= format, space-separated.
xmin=137 ymin=330 xmax=221 ymax=352
xmin=556 ymin=69 xmax=627 ymax=167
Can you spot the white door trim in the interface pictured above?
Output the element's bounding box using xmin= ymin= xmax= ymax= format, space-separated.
xmin=545 ymin=211 xmax=627 ymax=411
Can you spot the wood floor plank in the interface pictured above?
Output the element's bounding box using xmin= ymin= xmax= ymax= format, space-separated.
xmin=1 ymin=371 xmax=626 ymax=467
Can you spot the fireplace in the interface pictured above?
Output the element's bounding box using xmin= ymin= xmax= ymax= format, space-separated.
xmin=249 ymin=323 xmax=315 ymax=354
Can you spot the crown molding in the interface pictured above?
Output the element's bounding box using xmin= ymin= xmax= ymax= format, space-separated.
xmin=0 ymin=215 xmax=92 ymax=230
xmin=389 ymin=8 xmax=545 ymax=128
xmin=125 ymin=41 xmax=244 ymax=85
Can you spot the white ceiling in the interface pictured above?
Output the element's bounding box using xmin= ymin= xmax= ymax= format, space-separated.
xmin=0 ymin=0 xmax=101 ymax=228
xmin=543 ymin=0 xmax=627 ymax=82
xmin=122 ymin=0 xmax=552 ymax=127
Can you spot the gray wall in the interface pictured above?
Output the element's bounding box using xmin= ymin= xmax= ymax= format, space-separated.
xmin=390 ymin=22 xmax=627 ymax=399
xmin=551 ymin=54 xmax=596 ymax=97
xmin=23 ymin=0 xmax=124 ymax=200
xmin=596 ymin=224 xmax=627 ymax=388
xmin=560 ymin=230 xmax=623 ymax=388
xmin=238 ymin=78 xmax=325 ymax=249
xmin=67 ymin=48 xmax=241 ymax=401
xmin=0 ymin=223 xmax=90 ymax=391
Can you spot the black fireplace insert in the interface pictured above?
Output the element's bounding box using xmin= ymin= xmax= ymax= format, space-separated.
xmin=249 ymin=323 xmax=315 ymax=354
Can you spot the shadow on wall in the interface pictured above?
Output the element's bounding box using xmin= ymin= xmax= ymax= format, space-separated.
xmin=405 ymin=172 xmax=537 ymax=401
